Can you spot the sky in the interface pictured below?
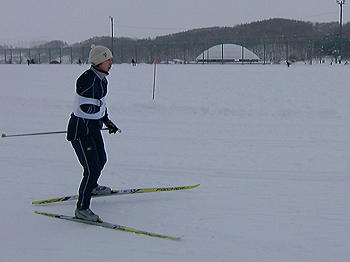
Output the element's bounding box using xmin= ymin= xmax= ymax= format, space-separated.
xmin=0 ymin=0 xmax=348 ymax=46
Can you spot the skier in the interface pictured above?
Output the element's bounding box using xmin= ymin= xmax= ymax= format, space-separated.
xmin=67 ymin=45 xmax=119 ymax=221
xmin=131 ymin=58 xmax=137 ymax=66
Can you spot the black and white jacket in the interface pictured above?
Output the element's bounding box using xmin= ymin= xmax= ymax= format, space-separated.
xmin=67 ymin=67 xmax=110 ymax=141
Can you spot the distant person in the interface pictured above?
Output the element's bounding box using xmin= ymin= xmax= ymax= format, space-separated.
xmin=132 ymin=58 xmax=137 ymax=66
xmin=26 ymin=59 xmax=30 ymax=66
xmin=66 ymin=45 xmax=120 ymax=221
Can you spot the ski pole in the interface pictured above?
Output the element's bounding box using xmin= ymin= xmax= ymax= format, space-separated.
xmin=1 ymin=127 xmax=118 ymax=138
xmin=2 ymin=130 xmax=67 ymax=138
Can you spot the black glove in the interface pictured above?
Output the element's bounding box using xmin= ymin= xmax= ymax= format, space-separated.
xmin=104 ymin=120 xmax=119 ymax=134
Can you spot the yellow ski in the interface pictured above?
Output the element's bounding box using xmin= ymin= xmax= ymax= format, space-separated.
xmin=32 ymin=184 xmax=200 ymax=205
xmin=34 ymin=211 xmax=181 ymax=240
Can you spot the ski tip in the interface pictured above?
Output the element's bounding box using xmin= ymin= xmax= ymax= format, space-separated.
xmin=32 ymin=197 xmax=68 ymax=205
xmin=169 ymin=236 xmax=183 ymax=241
xmin=34 ymin=210 xmax=57 ymax=218
xmin=185 ymin=183 xmax=200 ymax=190
xmin=32 ymin=199 xmax=55 ymax=205
xmin=34 ymin=210 xmax=52 ymax=216
xmin=170 ymin=235 xmax=184 ymax=241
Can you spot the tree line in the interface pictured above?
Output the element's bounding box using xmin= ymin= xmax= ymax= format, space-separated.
xmin=1 ymin=18 xmax=349 ymax=64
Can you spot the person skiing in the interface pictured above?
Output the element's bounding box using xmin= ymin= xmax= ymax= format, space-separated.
xmin=67 ymin=44 xmax=119 ymax=221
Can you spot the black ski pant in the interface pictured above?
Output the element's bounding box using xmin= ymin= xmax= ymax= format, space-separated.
xmin=71 ymin=132 xmax=107 ymax=210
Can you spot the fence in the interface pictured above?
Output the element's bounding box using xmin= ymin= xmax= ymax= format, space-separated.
xmin=1 ymin=38 xmax=349 ymax=65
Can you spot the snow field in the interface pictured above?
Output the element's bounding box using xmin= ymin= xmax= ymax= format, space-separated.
xmin=0 ymin=63 xmax=349 ymax=261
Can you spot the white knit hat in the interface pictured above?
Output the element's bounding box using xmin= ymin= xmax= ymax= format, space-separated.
xmin=88 ymin=45 xmax=113 ymax=65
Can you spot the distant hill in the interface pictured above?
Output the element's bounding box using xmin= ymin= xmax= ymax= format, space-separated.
xmin=153 ymin=19 xmax=339 ymax=44
xmin=3 ymin=18 xmax=349 ymax=64
xmin=65 ymin=18 xmax=346 ymax=63
xmin=64 ymin=18 xmax=341 ymax=47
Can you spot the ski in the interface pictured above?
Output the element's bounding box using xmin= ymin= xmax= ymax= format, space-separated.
xmin=34 ymin=211 xmax=181 ymax=240
xmin=32 ymin=184 xmax=200 ymax=205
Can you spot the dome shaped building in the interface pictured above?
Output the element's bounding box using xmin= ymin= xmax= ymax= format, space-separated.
xmin=196 ymin=44 xmax=260 ymax=63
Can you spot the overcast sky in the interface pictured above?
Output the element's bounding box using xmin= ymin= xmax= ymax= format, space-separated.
xmin=0 ymin=0 xmax=348 ymax=46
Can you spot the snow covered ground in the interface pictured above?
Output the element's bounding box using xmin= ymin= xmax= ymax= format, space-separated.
xmin=1 ymin=62 xmax=349 ymax=262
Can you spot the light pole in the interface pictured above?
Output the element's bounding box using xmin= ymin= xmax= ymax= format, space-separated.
xmin=336 ymin=0 xmax=346 ymax=63
xmin=109 ymin=16 xmax=114 ymax=56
